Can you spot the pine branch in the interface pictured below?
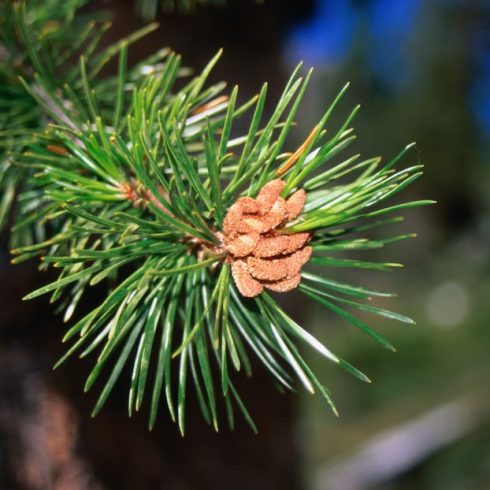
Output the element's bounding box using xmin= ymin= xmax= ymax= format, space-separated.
xmin=12 ymin=41 xmax=432 ymax=432
xmin=0 ymin=0 xmax=161 ymax=247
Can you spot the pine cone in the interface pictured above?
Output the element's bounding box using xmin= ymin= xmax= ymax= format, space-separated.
xmin=223 ymin=179 xmax=311 ymax=297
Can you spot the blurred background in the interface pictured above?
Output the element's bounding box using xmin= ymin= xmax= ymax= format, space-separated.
xmin=0 ymin=0 xmax=489 ymax=488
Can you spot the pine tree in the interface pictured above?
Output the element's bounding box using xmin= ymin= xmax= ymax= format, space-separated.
xmin=0 ymin=0 xmax=432 ymax=433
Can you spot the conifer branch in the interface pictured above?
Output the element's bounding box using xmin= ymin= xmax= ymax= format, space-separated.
xmin=1 ymin=0 xmax=432 ymax=432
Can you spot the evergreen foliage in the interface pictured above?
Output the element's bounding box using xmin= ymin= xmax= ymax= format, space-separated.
xmin=1 ymin=0 xmax=431 ymax=432
xmin=0 ymin=0 xmax=159 ymax=246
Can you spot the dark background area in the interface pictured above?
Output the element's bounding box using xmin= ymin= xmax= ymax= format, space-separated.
xmin=1 ymin=0 xmax=489 ymax=489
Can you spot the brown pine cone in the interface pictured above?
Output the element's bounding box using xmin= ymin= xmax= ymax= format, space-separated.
xmin=222 ymin=179 xmax=311 ymax=297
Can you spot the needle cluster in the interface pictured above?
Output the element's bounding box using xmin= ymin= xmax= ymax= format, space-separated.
xmin=1 ymin=0 xmax=432 ymax=433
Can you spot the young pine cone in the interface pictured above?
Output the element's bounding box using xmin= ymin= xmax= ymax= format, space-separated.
xmin=222 ymin=179 xmax=311 ymax=297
